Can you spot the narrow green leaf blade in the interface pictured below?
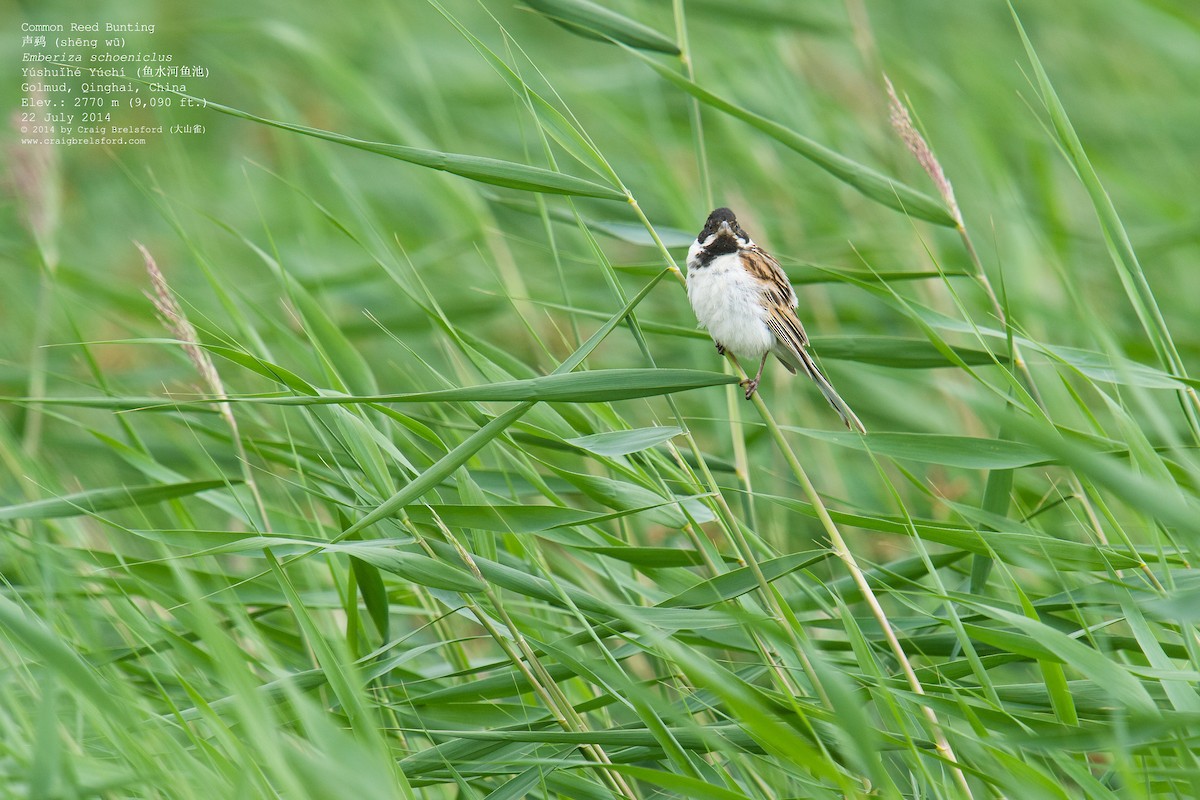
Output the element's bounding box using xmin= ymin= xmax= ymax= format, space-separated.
xmin=523 ymin=0 xmax=680 ymax=54
xmin=628 ymin=49 xmax=957 ymax=226
xmin=660 ymin=551 xmax=829 ymax=608
xmin=812 ymin=336 xmax=1004 ymax=368
xmin=565 ymin=425 xmax=683 ymax=456
xmin=339 ymin=403 xmax=534 ymax=540
xmin=191 ymin=94 xmax=625 ymax=200
xmin=0 ymin=479 xmax=240 ymax=521
xmin=185 ymin=369 xmax=738 ymax=407
xmin=785 ymin=428 xmax=1055 ymax=469
xmin=350 ymin=556 xmax=391 ymax=641
xmin=961 ymin=600 xmax=1158 ymax=712
xmin=348 ymin=549 xmax=486 ymax=593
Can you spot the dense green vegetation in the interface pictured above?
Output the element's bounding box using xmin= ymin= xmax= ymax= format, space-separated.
xmin=4 ymin=0 xmax=1200 ymax=797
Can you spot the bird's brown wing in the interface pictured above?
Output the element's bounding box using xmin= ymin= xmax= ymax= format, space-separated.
xmin=742 ymin=245 xmax=809 ymax=351
xmin=741 ymin=246 xmax=867 ymax=433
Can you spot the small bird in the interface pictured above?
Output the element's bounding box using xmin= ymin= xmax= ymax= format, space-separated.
xmin=686 ymin=207 xmax=866 ymax=433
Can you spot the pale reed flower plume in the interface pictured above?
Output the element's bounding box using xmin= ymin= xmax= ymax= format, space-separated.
xmin=884 ymin=74 xmax=963 ymax=228
xmin=879 ymin=77 xmax=983 ymax=799
xmin=138 ymin=242 xmax=227 ymax=402
xmin=11 ymin=87 xmax=63 ymax=455
xmin=8 ymin=89 xmax=61 ymax=269
xmin=138 ymin=242 xmax=270 ymax=531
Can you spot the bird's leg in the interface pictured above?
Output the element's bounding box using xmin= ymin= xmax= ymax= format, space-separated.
xmin=740 ymin=352 xmax=769 ymax=399
xmin=725 ymin=351 xmax=748 ymax=386
xmin=715 ymin=342 xmax=726 ymax=356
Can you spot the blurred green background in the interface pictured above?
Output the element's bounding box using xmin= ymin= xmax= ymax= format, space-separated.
xmin=5 ymin=0 xmax=1198 ymax=416
xmin=3 ymin=0 xmax=1200 ymax=797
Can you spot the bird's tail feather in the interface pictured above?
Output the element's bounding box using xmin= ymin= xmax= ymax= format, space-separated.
xmin=774 ymin=345 xmax=866 ymax=434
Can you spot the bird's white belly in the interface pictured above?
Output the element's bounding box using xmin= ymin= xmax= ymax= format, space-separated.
xmin=687 ymin=252 xmax=775 ymax=358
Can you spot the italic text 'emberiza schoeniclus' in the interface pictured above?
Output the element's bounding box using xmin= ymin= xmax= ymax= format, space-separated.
xmin=686 ymin=207 xmax=866 ymax=433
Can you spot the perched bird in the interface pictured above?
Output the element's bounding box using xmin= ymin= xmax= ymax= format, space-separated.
xmin=685 ymin=207 xmax=866 ymax=433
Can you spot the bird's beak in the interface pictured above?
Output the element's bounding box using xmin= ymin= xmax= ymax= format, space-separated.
xmin=717 ymin=220 xmax=733 ymax=236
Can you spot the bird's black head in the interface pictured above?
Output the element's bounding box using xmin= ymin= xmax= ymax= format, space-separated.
xmin=698 ymin=207 xmax=740 ymax=240
xmin=694 ymin=207 xmax=750 ymax=258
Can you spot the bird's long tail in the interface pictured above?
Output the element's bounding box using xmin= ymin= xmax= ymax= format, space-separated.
xmin=774 ymin=345 xmax=866 ymax=434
